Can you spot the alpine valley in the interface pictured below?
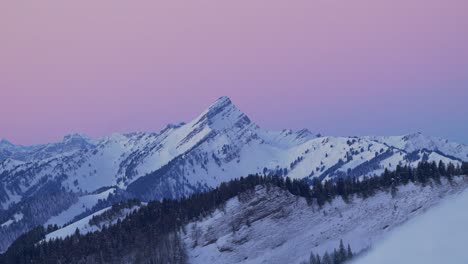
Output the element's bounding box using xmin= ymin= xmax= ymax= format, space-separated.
xmin=1 ymin=96 xmax=468 ymax=263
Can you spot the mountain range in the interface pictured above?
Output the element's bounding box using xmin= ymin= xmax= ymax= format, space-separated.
xmin=1 ymin=96 xmax=467 ymax=252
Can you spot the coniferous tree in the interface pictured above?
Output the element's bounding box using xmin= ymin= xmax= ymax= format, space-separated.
xmin=447 ymin=162 xmax=456 ymax=181
xmin=333 ymin=248 xmax=340 ymax=264
xmin=416 ymin=163 xmax=427 ymax=184
xmin=322 ymin=252 xmax=332 ymax=264
xmin=309 ymin=251 xmax=319 ymax=264
xmin=408 ymin=166 xmax=415 ymax=182
xmin=462 ymin=162 xmax=468 ymax=176
xmin=347 ymin=243 xmax=353 ymax=259
xmin=316 ymin=254 xmax=322 ymax=264
xmin=438 ymin=160 xmax=447 ymax=176
xmin=338 ymin=239 xmax=347 ymax=263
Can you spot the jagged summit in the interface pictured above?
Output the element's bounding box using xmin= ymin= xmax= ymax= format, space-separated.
xmin=203 ymin=96 xmax=237 ymax=120
xmin=62 ymin=133 xmax=93 ymax=144
xmin=208 ymin=96 xmax=232 ymax=110
xmin=191 ymin=96 xmax=253 ymax=132
xmin=295 ymin=128 xmax=318 ymax=139
xmin=402 ymin=132 xmax=424 ymax=141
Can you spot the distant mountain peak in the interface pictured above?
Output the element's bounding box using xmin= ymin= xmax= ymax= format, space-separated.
xmin=402 ymin=132 xmax=424 ymax=140
xmin=192 ymin=96 xmax=253 ymax=131
xmin=63 ymin=133 xmax=90 ymax=140
xmin=204 ymin=96 xmax=234 ymax=118
xmin=295 ymin=128 xmax=318 ymax=139
xmin=0 ymin=138 xmax=12 ymax=146
xmin=62 ymin=133 xmax=93 ymax=143
xmin=210 ymin=96 xmax=232 ymax=108
xmin=60 ymin=133 xmax=95 ymax=148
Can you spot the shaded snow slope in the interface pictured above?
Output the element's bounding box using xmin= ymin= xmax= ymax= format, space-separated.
xmin=353 ymin=184 xmax=468 ymax=264
xmin=45 ymin=188 xmax=116 ymax=227
xmin=45 ymin=207 xmax=112 ymax=241
xmin=45 ymin=204 xmax=142 ymax=241
xmin=184 ymin=177 xmax=468 ymax=264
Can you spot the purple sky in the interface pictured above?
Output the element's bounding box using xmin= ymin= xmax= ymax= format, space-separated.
xmin=1 ymin=0 xmax=467 ymax=145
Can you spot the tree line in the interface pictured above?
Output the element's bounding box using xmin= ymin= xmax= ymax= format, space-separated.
xmin=311 ymin=160 xmax=468 ymax=205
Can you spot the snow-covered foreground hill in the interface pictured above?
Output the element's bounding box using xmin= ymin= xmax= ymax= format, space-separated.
xmin=183 ymin=177 xmax=468 ymax=264
xmin=353 ymin=182 xmax=468 ymax=264
xmin=1 ymin=96 xmax=468 ymax=252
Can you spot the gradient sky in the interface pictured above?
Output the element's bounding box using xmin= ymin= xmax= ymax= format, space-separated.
xmin=1 ymin=0 xmax=467 ymax=145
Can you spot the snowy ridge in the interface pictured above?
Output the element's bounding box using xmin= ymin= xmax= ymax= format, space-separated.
xmin=365 ymin=133 xmax=468 ymax=161
xmin=184 ymin=176 xmax=468 ymax=264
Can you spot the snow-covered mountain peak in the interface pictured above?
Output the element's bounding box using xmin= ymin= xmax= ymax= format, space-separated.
xmin=402 ymin=132 xmax=439 ymax=149
xmin=209 ymin=95 xmax=232 ymax=109
xmin=296 ymin=128 xmax=314 ymax=137
xmin=402 ymin=131 xmax=423 ymax=140
xmin=105 ymin=133 xmax=128 ymax=142
xmin=288 ymin=128 xmax=319 ymax=141
xmin=62 ymin=133 xmax=94 ymax=146
xmin=191 ymin=96 xmax=254 ymax=132
xmin=0 ymin=139 xmax=13 ymax=147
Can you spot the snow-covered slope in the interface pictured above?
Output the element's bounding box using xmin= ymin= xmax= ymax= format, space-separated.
xmin=1 ymin=96 xmax=467 ymax=252
xmin=45 ymin=188 xmax=116 ymax=227
xmin=353 ymin=183 xmax=468 ymax=264
xmin=44 ymin=203 xmax=142 ymax=241
xmin=183 ymin=176 xmax=468 ymax=264
xmin=45 ymin=207 xmax=112 ymax=241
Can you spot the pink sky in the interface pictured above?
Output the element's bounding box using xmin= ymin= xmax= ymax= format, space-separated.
xmin=1 ymin=0 xmax=467 ymax=145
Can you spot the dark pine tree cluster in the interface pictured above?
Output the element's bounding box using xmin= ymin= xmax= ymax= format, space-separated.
xmin=88 ymin=199 xmax=141 ymax=227
xmin=303 ymin=239 xmax=353 ymax=264
xmin=311 ymin=161 xmax=467 ymax=206
xmin=0 ymin=161 xmax=467 ymax=264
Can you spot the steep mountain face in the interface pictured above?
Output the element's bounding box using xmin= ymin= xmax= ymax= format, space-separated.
xmin=183 ymin=177 xmax=468 ymax=264
xmin=0 ymin=96 xmax=467 ymax=252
